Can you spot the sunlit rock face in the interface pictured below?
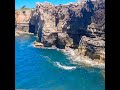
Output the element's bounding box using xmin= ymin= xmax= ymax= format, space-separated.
xmin=15 ymin=9 xmax=32 ymax=32
xmin=15 ymin=9 xmax=31 ymax=23
xmin=15 ymin=0 xmax=105 ymax=62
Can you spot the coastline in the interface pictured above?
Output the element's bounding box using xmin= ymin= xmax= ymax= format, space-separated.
xmin=15 ymin=30 xmax=34 ymax=36
xmin=15 ymin=0 xmax=105 ymax=89
xmin=33 ymin=41 xmax=105 ymax=70
xmin=15 ymin=33 xmax=105 ymax=89
xmin=15 ymin=30 xmax=105 ymax=69
xmin=61 ymin=48 xmax=105 ymax=69
xmin=15 ymin=32 xmax=105 ymax=79
xmin=15 ymin=0 xmax=105 ymax=70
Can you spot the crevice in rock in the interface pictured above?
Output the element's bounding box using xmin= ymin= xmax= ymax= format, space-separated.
xmin=29 ymin=23 xmax=35 ymax=33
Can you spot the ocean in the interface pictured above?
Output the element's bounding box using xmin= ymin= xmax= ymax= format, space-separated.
xmin=15 ymin=34 xmax=105 ymax=90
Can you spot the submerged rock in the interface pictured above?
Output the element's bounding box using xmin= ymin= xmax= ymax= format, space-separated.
xmin=33 ymin=41 xmax=44 ymax=47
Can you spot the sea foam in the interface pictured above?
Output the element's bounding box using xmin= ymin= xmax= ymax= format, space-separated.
xmin=54 ymin=62 xmax=77 ymax=70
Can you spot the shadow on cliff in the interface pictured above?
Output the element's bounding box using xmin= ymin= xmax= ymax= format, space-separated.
xmin=29 ymin=10 xmax=44 ymax=41
xmin=29 ymin=23 xmax=35 ymax=33
xmin=29 ymin=10 xmax=36 ymax=33
xmin=67 ymin=0 xmax=94 ymax=48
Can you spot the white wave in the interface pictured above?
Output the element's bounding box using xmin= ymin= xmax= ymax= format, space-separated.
xmin=73 ymin=57 xmax=105 ymax=69
xmin=39 ymin=55 xmax=51 ymax=60
xmin=54 ymin=62 xmax=77 ymax=70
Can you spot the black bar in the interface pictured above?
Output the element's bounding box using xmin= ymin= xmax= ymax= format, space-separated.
xmin=0 ymin=0 xmax=15 ymax=90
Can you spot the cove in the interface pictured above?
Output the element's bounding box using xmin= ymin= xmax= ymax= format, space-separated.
xmin=15 ymin=34 xmax=105 ymax=90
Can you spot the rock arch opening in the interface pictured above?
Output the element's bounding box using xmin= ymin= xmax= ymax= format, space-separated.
xmin=29 ymin=23 xmax=35 ymax=33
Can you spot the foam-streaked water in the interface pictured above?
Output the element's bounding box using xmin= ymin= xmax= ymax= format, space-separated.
xmin=15 ymin=34 xmax=105 ymax=90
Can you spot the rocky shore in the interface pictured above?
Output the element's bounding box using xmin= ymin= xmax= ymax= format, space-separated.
xmin=33 ymin=41 xmax=105 ymax=69
xmin=15 ymin=0 xmax=105 ymax=69
xmin=62 ymin=49 xmax=105 ymax=69
xmin=15 ymin=30 xmax=32 ymax=36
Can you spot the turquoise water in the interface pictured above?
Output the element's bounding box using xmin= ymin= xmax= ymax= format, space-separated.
xmin=15 ymin=34 xmax=105 ymax=90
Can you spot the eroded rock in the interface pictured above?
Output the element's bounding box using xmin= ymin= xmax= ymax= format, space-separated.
xmin=15 ymin=0 xmax=105 ymax=62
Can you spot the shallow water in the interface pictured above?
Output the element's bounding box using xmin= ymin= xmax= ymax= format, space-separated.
xmin=15 ymin=34 xmax=105 ymax=90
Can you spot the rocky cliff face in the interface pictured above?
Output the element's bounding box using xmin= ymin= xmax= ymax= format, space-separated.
xmin=16 ymin=0 xmax=105 ymax=62
xmin=15 ymin=9 xmax=33 ymax=32
xmin=15 ymin=9 xmax=31 ymax=23
xmin=78 ymin=0 xmax=105 ymax=62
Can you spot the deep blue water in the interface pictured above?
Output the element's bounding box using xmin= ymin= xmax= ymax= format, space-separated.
xmin=15 ymin=34 xmax=105 ymax=90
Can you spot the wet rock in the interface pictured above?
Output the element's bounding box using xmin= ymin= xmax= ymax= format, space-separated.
xmin=41 ymin=32 xmax=58 ymax=47
xmin=78 ymin=36 xmax=105 ymax=62
xmin=34 ymin=41 xmax=44 ymax=47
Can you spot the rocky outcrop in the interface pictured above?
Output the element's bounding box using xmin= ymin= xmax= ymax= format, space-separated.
xmin=33 ymin=41 xmax=44 ymax=47
xmin=15 ymin=9 xmax=33 ymax=32
xmin=57 ymin=33 xmax=73 ymax=49
xmin=78 ymin=36 xmax=105 ymax=61
xmin=15 ymin=9 xmax=31 ymax=23
xmin=29 ymin=0 xmax=105 ymax=62
xmin=77 ymin=0 xmax=105 ymax=62
xmin=15 ymin=0 xmax=105 ymax=63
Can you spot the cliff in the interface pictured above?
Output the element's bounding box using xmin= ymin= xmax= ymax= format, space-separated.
xmin=15 ymin=9 xmax=34 ymax=36
xmin=15 ymin=0 xmax=105 ymax=64
xmin=15 ymin=8 xmax=34 ymax=33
